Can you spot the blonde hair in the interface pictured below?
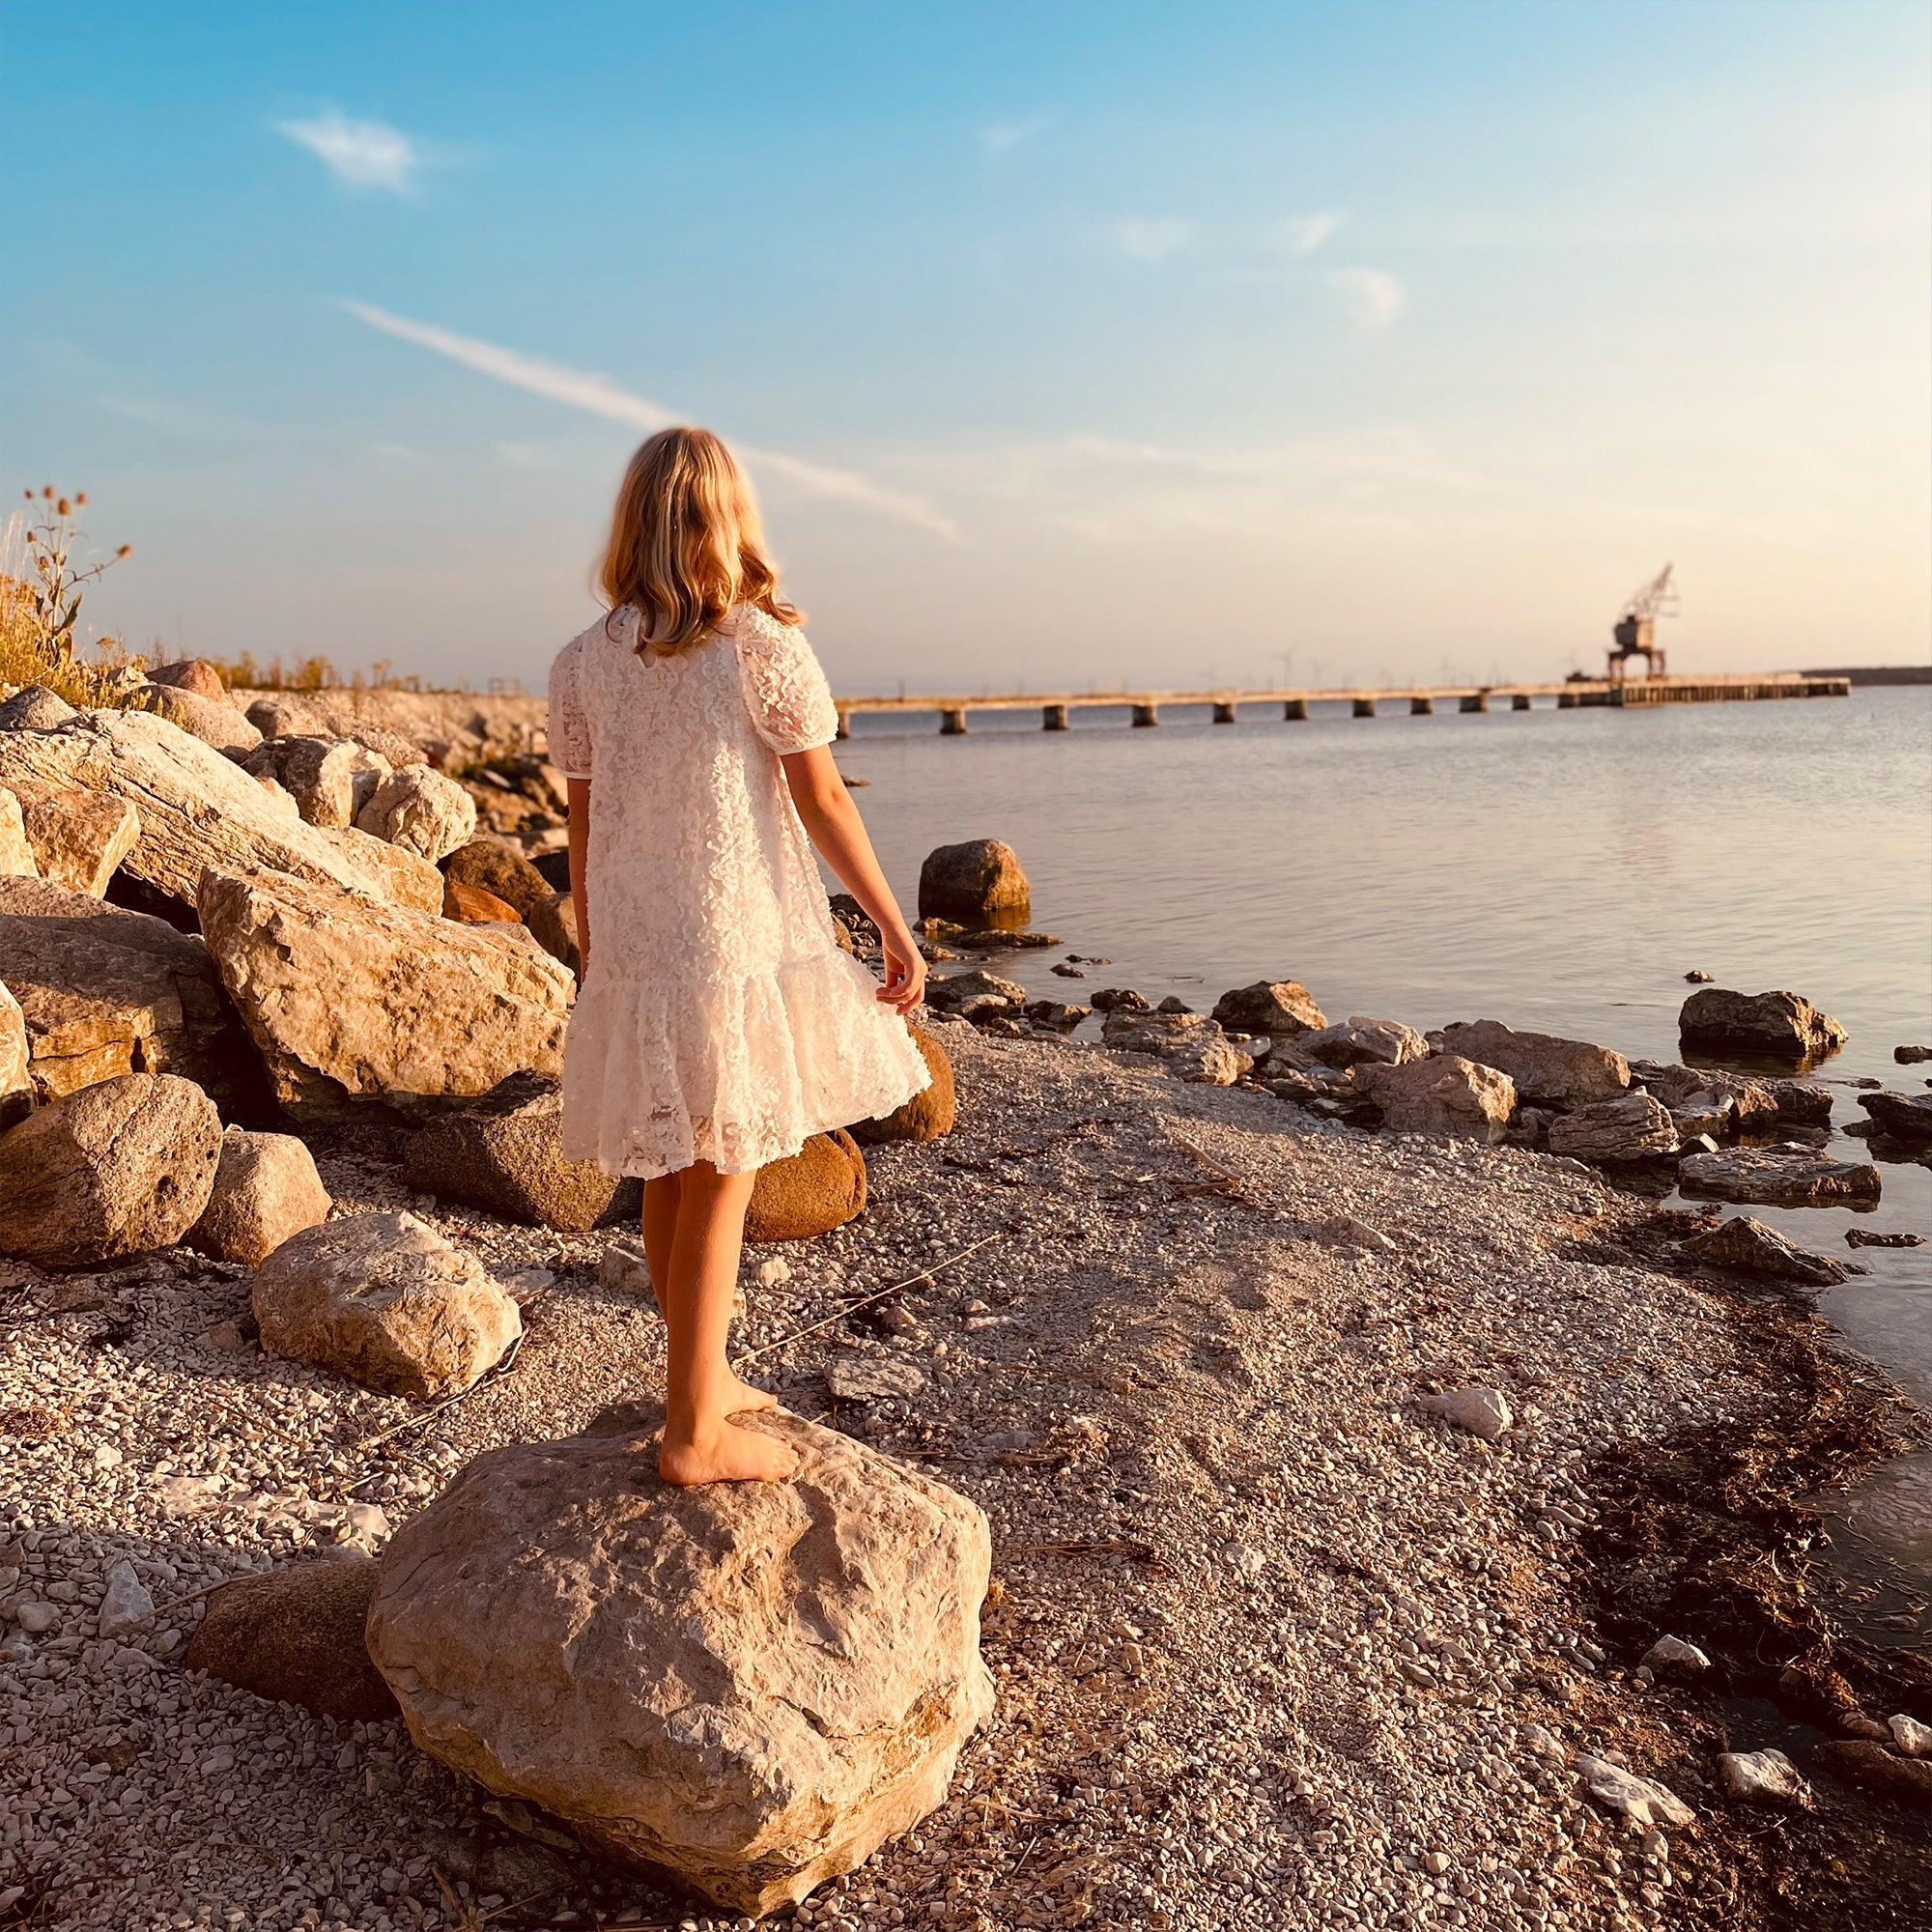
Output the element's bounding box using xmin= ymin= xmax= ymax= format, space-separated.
xmin=599 ymin=427 xmax=801 ymax=656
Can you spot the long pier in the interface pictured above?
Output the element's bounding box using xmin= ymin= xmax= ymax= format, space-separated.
xmin=832 ymin=672 xmax=1850 ymax=736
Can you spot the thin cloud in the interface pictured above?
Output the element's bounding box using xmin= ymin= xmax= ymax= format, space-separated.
xmin=276 ymin=110 xmax=421 ymax=193
xmin=340 ymin=300 xmax=958 ymax=539
xmin=1108 ymin=218 xmax=1193 ymax=265
xmin=1328 ymin=267 xmax=1407 ymax=332
xmin=1272 ymin=211 xmax=1345 ymax=255
xmin=980 ymin=113 xmax=1052 ymax=155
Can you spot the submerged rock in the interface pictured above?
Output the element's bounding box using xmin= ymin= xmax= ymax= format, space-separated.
xmin=1356 ymin=1055 xmax=1516 ymax=1143
xmin=251 ymin=1210 xmax=522 ymax=1399
xmin=1860 ymin=1091 xmax=1932 ymax=1144
xmin=1678 ymin=987 xmax=1846 ymax=1063
xmin=1435 ymin=1019 xmax=1630 ymax=1106
xmin=1679 ymin=1147 xmax=1881 ymax=1207
xmin=364 ymin=1411 xmax=995 ymax=1914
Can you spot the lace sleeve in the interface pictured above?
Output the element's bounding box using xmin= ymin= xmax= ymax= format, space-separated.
xmin=732 ymin=608 xmax=839 ymax=754
xmin=547 ymin=633 xmax=595 ymax=779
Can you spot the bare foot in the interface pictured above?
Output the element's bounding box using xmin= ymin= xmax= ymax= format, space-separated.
xmin=723 ymin=1373 xmax=779 ymax=1416
xmin=660 ymin=1419 xmax=799 ymax=1486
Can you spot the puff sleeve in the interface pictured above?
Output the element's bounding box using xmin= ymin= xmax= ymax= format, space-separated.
xmin=732 ymin=608 xmax=840 ymax=754
xmin=547 ymin=634 xmax=595 ymax=780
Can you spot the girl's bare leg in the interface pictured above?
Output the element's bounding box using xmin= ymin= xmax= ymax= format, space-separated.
xmin=640 ymin=1171 xmax=681 ymax=1317
xmin=659 ymin=1160 xmax=795 ymax=1486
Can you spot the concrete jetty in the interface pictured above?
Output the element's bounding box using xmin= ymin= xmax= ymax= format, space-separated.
xmin=833 ymin=672 xmax=1851 ymax=737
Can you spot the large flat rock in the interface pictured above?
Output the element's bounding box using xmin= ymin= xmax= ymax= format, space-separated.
xmin=1435 ymin=1019 xmax=1630 ymax=1106
xmin=197 ymin=865 xmax=572 ymax=1122
xmin=1679 ymin=1147 xmax=1880 ymax=1206
xmin=365 ymin=1410 xmax=994 ymax=1914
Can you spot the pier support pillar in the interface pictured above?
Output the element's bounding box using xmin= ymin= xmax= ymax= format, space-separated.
xmin=1410 ymin=696 xmax=1434 ymax=715
xmin=1557 ymin=691 xmax=1578 ymax=709
xmin=940 ymin=707 xmax=968 ymax=735
xmin=1212 ymin=700 xmax=1236 ymax=724
xmin=835 ymin=709 xmax=851 ymax=741
xmin=1283 ymin=698 xmax=1307 ymax=721
xmin=1041 ymin=703 xmax=1069 ymax=731
xmin=1352 ymin=697 xmax=1377 ymax=718
xmin=1460 ymin=693 xmax=1489 ymax=714
xmin=1511 ymin=693 xmax=1531 ymax=711
xmin=1131 ymin=702 xmax=1159 ymax=727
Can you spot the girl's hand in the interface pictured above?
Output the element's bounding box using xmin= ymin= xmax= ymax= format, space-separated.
xmin=878 ymin=932 xmax=926 ymax=1015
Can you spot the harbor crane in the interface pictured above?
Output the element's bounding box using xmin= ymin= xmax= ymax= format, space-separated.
xmin=1607 ymin=563 xmax=1679 ymax=681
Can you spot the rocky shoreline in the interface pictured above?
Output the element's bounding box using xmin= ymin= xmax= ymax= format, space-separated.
xmin=2 ymin=676 xmax=1930 ymax=1931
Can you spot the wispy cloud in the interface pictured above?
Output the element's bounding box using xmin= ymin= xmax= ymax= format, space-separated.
xmin=339 ymin=300 xmax=958 ymax=538
xmin=980 ymin=113 xmax=1052 ymax=155
xmin=1328 ymin=267 xmax=1407 ymax=332
xmin=1108 ymin=217 xmax=1193 ymax=265
xmin=1271 ymin=211 xmax=1345 ymax=255
xmin=276 ymin=109 xmax=421 ymax=194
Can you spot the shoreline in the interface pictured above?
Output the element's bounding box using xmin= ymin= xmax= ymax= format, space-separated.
xmin=5 ymin=1027 xmax=1928 ymax=1930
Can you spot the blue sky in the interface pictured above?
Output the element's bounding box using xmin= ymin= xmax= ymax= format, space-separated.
xmin=4 ymin=0 xmax=1927 ymax=691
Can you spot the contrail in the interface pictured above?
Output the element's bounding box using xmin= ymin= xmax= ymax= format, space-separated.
xmin=340 ymin=300 xmax=958 ymax=540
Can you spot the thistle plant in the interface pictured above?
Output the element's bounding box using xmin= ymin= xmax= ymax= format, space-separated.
xmin=14 ymin=485 xmax=131 ymax=668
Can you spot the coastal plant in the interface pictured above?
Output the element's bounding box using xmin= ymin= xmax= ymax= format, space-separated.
xmin=0 ymin=487 xmax=148 ymax=707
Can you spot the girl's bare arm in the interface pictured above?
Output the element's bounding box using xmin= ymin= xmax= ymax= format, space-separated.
xmin=779 ymin=744 xmax=925 ymax=1014
xmin=566 ymin=777 xmax=592 ymax=980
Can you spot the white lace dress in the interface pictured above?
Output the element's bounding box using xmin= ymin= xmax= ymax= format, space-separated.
xmin=546 ymin=602 xmax=930 ymax=1179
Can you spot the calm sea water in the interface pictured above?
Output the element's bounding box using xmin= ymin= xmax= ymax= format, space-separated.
xmin=838 ymin=687 xmax=1932 ymax=1568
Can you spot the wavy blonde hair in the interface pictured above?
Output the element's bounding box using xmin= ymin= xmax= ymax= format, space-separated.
xmin=599 ymin=427 xmax=801 ymax=656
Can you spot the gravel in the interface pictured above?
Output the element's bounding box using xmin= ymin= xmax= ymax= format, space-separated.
xmin=0 ymin=1022 xmax=1862 ymax=1930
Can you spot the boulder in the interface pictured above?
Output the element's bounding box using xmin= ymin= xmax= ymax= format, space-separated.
xmin=917 ymin=838 xmax=1030 ymax=923
xmin=184 ymin=1557 xmax=398 ymax=1721
xmin=188 ymin=1128 xmax=333 ymax=1264
xmin=1298 ymin=1017 xmax=1429 ymax=1070
xmin=244 ymin=696 xmax=428 ymax=771
xmin=1546 ymin=1093 xmax=1679 ymax=1162
xmin=1764 ymin=1079 xmax=1833 ymax=1126
xmin=527 ymin=891 xmax=581 ymax=974
xmin=443 ymin=878 xmax=521 ymax=924
xmin=355 ymin=766 xmax=476 ymax=863
xmin=0 ymin=1072 xmax=221 ymax=1265
xmin=1356 ymin=1055 xmax=1516 ymax=1143
xmin=197 ymin=866 xmax=572 ymax=1123
xmin=1022 ymin=999 xmax=1090 ymax=1034
xmin=848 ymin=1024 xmax=955 ymax=1145
xmin=1860 ymin=1091 xmax=1932 ymax=1144
xmin=1679 ymin=1148 xmax=1881 ymax=1207
xmin=5 ymin=780 xmax=140 ymax=895
xmin=1100 ymin=1009 xmax=1250 ymax=1085
xmin=441 ymin=838 xmax=554 ymax=922
xmin=251 ymin=1210 xmax=521 ymax=1398
xmin=403 ymin=1079 xmax=637 ymax=1233
xmin=1679 ymin=987 xmax=1847 ymax=1064
xmin=0 ymin=685 xmax=75 ymax=730
xmin=1719 ymin=1750 xmax=1811 ymax=1806
xmin=242 ymin=736 xmax=392 ymax=828
xmin=0 ymin=787 xmax=35 ymax=877
xmin=1434 ymin=1020 xmax=1630 ymax=1106
xmin=1210 ymin=980 xmax=1327 ymax=1038
xmin=364 ymin=1409 xmax=994 ymax=1914
xmin=319 ymin=826 xmax=444 ymax=915
xmin=1684 ymin=1216 xmax=1846 ymax=1286
xmin=923 ymin=969 xmax=1027 ymax=1016
xmin=0 ymin=982 xmax=30 ymax=1128
xmin=1632 ymin=1060 xmax=1780 ymax=1135
xmin=1641 ymin=1635 xmax=1712 ymax=1678
xmin=0 ymin=877 xmax=253 ymax=1105
xmin=0 ymin=707 xmax=440 ymax=910
xmin=745 ymin=1129 xmax=867 ymax=1242
xmin=144 ymin=658 xmax=229 ymax=702
xmin=132 ymin=682 xmax=262 ymax=756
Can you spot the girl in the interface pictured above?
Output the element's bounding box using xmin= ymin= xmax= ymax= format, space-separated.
xmin=548 ymin=427 xmax=931 ymax=1486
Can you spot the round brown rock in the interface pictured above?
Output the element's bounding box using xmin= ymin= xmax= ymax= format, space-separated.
xmin=144 ymin=658 xmax=229 ymax=703
xmin=441 ymin=838 xmax=554 ymax=921
xmin=917 ymin=838 xmax=1030 ymax=923
xmin=848 ymin=1024 xmax=955 ymax=1145
xmin=0 ymin=1071 xmax=221 ymax=1264
xmin=188 ymin=1128 xmax=333 ymax=1265
xmin=745 ymin=1128 xmax=867 ymax=1241
xmin=185 ymin=1557 xmax=398 ymax=1722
